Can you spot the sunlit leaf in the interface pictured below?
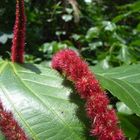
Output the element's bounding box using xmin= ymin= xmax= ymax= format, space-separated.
xmin=92 ymin=64 xmax=140 ymax=116
xmin=0 ymin=61 xmax=92 ymax=140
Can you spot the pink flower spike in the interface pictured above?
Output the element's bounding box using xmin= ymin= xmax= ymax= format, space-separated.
xmin=11 ymin=0 xmax=26 ymax=63
xmin=75 ymin=75 xmax=101 ymax=99
xmin=52 ymin=49 xmax=125 ymax=140
xmin=0 ymin=101 xmax=28 ymax=140
xmin=52 ymin=49 xmax=91 ymax=81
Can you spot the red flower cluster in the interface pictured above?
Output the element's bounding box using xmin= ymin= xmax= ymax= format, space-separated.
xmin=0 ymin=101 xmax=28 ymax=140
xmin=52 ymin=49 xmax=125 ymax=140
xmin=11 ymin=0 xmax=26 ymax=63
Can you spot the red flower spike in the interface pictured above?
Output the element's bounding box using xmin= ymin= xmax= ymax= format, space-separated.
xmin=0 ymin=101 xmax=28 ymax=140
xmin=52 ymin=49 xmax=91 ymax=81
xmin=76 ymin=76 xmax=101 ymax=99
xmin=11 ymin=0 xmax=26 ymax=63
xmin=86 ymin=94 xmax=109 ymax=119
xmin=52 ymin=49 xmax=125 ymax=140
xmin=92 ymin=114 xmax=124 ymax=140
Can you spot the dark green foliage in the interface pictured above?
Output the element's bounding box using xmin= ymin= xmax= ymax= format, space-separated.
xmin=0 ymin=0 xmax=139 ymax=66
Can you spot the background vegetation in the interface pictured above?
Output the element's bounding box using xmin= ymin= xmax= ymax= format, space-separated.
xmin=0 ymin=0 xmax=140 ymax=66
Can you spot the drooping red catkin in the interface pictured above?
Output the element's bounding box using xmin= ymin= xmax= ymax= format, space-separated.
xmin=52 ymin=49 xmax=125 ymax=140
xmin=11 ymin=0 xmax=26 ymax=63
xmin=0 ymin=101 xmax=28 ymax=140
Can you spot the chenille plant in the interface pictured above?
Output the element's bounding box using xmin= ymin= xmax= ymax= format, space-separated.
xmin=11 ymin=0 xmax=26 ymax=63
xmin=52 ymin=49 xmax=125 ymax=140
xmin=0 ymin=0 xmax=140 ymax=140
xmin=0 ymin=0 xmax=28 ymax=139
xmin=0 ymin=101 xmax=28 ymax=140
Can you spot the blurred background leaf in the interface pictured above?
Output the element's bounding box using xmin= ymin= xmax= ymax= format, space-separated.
xmin=0 ymin=0 xmax=139 ymax=66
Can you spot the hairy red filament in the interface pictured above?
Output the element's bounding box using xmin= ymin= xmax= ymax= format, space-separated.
xmin=52 ymin=49 xmax=125 ymax=140
xmin=0 ymin=101 xmax=28 ymax=140
xmin=11 ymin=0 xmax=26 ymax=63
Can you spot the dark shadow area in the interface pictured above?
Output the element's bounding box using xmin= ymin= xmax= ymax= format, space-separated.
xmin=62 ymin=78 xmax=95 ymax=140
xmin=20 ymin=63 xmax=41 ymax=74
xmin=135 ymin=131 xmax=140 ymax=140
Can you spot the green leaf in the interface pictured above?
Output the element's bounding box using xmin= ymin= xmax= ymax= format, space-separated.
xmin=116 ymin=102 xmax=133 ymax=115
xmin=1 ymin=61 xmax=140 ymax=139
xmin=62 ymin=14 xmax=73 ymax=22
xmin=112 ymin=13 xmax=131 ymax=23
xmin=118 ymin=114 xmax=139 ymax=139
xmin=117 ymin=44 xmax=131 ymax=64
xmin=0 ymin=132 xmax=5 ymax=140
xmin=102 ymin=21 xmax=116 ymax=32
xmin=86 ymin=27 xmax=99 ymax=40
xmin=0 ymin=33 xmax=13 ymax=44
xmin=88 ymin=41 xmax=103 ymax=50
xmin=0 ymin=61 xmax=92 ymax=140
xmin=92 ymin=64 xmax=140 ymax=116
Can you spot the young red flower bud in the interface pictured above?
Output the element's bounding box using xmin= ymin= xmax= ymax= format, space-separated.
xmin=0 ymin=101 xmax=28 ymax=140
xmin=52 ymin=49 xmax=125 ymax=140
xmin=11 ymin=0 xmax=26 ymax=63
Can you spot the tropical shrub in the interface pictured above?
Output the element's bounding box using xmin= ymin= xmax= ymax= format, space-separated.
xmin=0 ymin=0 xmax=140 ymax=140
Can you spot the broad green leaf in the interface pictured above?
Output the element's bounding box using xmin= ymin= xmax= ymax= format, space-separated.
xmin=92 ymin=64 xmax=140 ymax=116
xmin=0 ymin=61 xmax=92 ymax=140
xmin=118 ymin=114 xmax=139 ymax=139
xmin=117 ymin=106 xmax=140 ymax=139
xmin=0 ymin=61 xmax=140 ymax=139
xmin=0 ymin=132 xmax=5 ymax=140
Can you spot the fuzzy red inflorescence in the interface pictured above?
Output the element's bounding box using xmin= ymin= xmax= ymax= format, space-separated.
xmin=0 ymin=101 xmax=28 ymax=140
xmin=11 ymin=0 xmax=26 ymax=63
xmin=52 ymin=49 xmax=125 ymax=140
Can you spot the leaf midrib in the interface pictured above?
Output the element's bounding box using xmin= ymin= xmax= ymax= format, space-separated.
xmin=1 ymin=63 xmax=39 ymax=140
xmin=10 ymin=63 xmax=82 ymax=140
